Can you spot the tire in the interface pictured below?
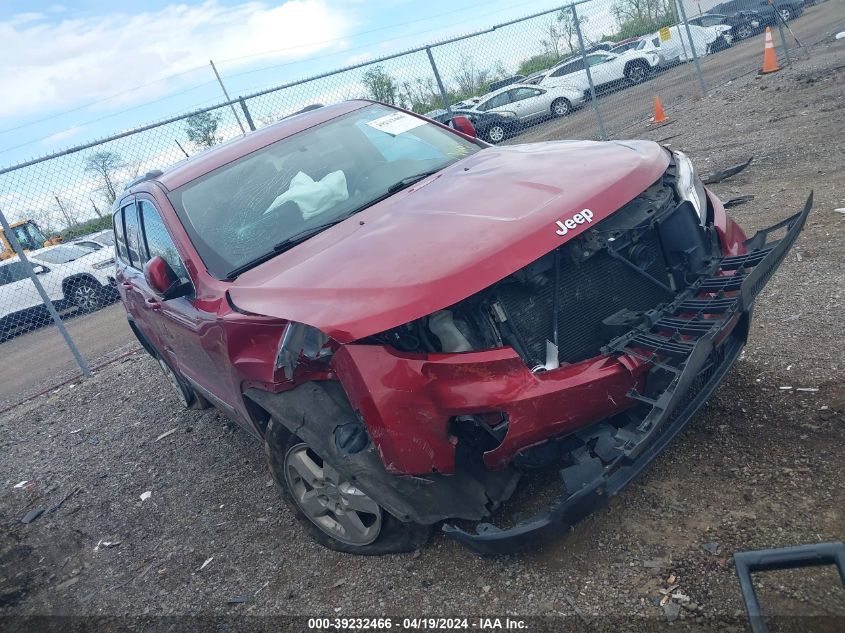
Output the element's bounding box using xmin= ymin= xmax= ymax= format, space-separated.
xmin=485 ymin=124 xmax=506 ymax=144
xmin=156 ymin=355 xmax=210 ymax=410
xmin=551 ymin=98 xmax=572 ymax=117
xmin=625 ymin=61 xmax=649 ymax=85
xmin=69 ymin=279 xmax=105 ymax=312
xmin=735 ymin=24 xmax=753 ymax=40
xmin=710 ymin=36 xmax=730 ymax=53
xmin=265 ymin=421 xmax=430 ymax=555
xmin=779 ymin=7 xmax=792 ymax=20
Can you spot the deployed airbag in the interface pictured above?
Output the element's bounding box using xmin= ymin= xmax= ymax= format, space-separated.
xmin=265 ymin=170 xmax=348 ymax=220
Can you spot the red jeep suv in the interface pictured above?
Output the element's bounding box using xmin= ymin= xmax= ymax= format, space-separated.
xmin=114 ymin=101 xmax=810 ymax=554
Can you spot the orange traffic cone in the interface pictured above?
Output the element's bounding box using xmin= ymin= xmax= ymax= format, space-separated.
xmin=760 ymin=27 xmax=780 ymax=74
xmin=651 ymin=96 xmax=668 ymax=124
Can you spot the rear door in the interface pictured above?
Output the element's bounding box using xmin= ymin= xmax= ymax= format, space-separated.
xmin=543 ymin=57 xmax=587 ymax=89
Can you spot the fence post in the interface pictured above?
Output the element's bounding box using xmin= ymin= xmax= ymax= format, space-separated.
xmin=675 ymin=0 xmax=709 ymax=97
xmin=0 ymin=207 xmax=91 ymax=377
xmin=572 ymin=4 xmax=608 ymax=141
xmin=425 ymin=47 xmax=453 ymax=117
xmin=774 ymin=13 xmax=792 ymax=65
xmin=239 ymin=97 xmax=257 ymax=131
xmin=209 ymin=60 xmax=247 ymax=135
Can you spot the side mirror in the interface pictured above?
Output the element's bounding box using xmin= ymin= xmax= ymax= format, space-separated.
xmin=32 ymin=264 xmax=47 ymax=275
xmin=143 ymin=256 xmax=189 ymax=299
xmin=451 ymin=115 xmax=477 ymax=138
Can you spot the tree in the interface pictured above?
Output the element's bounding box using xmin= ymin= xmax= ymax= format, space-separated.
xmin=453 ymin=55 xmax=493 ymax=98
xmin=541 ymin=8 xmax=590 ymax=58
xmin=185 ymin=111 xmax=222 ymax=149
xmin=83 ymin=151 xmax=123 ymax=205
xmin=362 ymin=66 xmax=398 ymax=105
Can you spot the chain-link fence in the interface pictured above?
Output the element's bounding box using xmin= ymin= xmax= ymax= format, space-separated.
xmin=0 ymin=0 xmax=839 ymax=408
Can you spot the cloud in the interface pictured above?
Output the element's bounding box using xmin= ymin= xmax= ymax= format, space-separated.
xmin=0 ymin=0 xmax=353 ymax=120
xmin=41 ymin=125 xmax=82 ymax=146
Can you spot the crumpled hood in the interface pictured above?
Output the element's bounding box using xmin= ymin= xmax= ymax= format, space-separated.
xmin=228 ymin=140 xmax=670 ymax=342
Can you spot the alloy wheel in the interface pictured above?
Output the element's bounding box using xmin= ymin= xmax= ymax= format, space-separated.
xmin=284 ymin=443 xmax=382 ymax=546
xmin=736 ymin=24 xmax=752 ymax=39
xmin=779 ymin=8 xmax=791 ymax=20
xmin=158 ymin=358 xmax=191 ymax=406
xmin=487 ymin=125 xmax=505 ymax=143
xmin=72 ymin=284 xmax=100 ymax=311
xmin=552 ymin=99 xmax=571 ymax=117
xmin=627 ymin=65 xmax=647 ymax=84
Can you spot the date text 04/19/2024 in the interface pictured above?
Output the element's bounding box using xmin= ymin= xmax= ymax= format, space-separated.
xmin=307 ymin=617 xmax=528 ymax=630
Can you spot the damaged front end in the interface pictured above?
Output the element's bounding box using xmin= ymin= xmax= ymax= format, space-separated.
xmin=251 ymin=167 xmax=812 ymax=553
xmin=443 ymin=192 xmax=812 ymax=552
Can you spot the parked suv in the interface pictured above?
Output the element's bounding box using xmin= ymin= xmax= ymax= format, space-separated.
xmin=0 ymin=244 xmax=117 ymax=339
xmin=114 ymin=101 xmax=810 ymax=554
xmin=536 ymin=49 xmax=661 ymax=92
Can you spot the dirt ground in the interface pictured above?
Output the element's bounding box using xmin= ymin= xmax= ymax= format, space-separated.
xmin=1 ymin=14 xmax=844 ymax=633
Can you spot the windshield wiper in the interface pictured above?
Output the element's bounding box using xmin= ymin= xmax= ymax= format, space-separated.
xmin=386 ymin=169 xmax=441 ymax=194
xmin=224 ymin=218 xmax=356 ymax=279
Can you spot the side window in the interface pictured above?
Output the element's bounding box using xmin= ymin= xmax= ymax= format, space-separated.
xmin=113 ymin=206 xmax=130 ymax=263
xmin=511 ymin=88 xmax=540 ymax=102
xmin=123 ymin=202 xmax=144 ymax=267
xmin=587 ymin=54 xmax=608 ymax=67
xmin=479 ymin=92 xmax=511 ymax=111
xmin=139 ymin=200 xmax=189 ymax=282
xmin=4 ymin=262 xmax=29 ymax=284
xmin=551 ymin=59 xmax=585 ymax=77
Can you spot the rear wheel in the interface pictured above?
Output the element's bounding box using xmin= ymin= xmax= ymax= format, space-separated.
xmin=625 ymin=61 xmax=649 ymax=85
xmin=485 ymin=124 xmax=506 ymax=144
xmin=156 ymin=356 xmax=209 ymax=410
xmin=779 ymin=7 xmax=792 ymax=20
xmin=266 ymin=422 xmax=430 ymax=555
xmin=551 ymin=98 xmax=572 ymax=117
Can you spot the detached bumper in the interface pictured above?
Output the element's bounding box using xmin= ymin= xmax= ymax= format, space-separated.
xmin=443 ymin=194 xmax=813 ymax=553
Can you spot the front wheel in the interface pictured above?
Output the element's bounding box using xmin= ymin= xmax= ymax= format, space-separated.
xmin=734 ymin=24 xmax=753 ymax=39
xmin=551 ymin=98 xmax=572 ymax=117
xmin=484 ymin=124 xmax=507 ymax=144
xmin=70 ymin=279 xmax=104 ymax=312
xmin=266 ymin=423 xmax=430 ymax=555
xmin=625 ymin=62 xmax=649 ymax=85
xmin=779 ymin=7 xmax=792 ymax=21
xmin=710 ymin=36 xmax=730 ymax=53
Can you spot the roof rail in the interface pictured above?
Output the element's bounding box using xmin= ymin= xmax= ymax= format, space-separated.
xmin=124 ymin=170 xmax=163 ymax=191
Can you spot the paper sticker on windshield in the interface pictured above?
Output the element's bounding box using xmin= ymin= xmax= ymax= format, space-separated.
xmin=366 ymin=112 xmax=426 ymax=136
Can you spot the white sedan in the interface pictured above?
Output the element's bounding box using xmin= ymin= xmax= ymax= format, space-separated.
xmin=462 ymin=83 xmax=586 ymax=129
xmin=0 ymin=244 xmax=117 ymax=339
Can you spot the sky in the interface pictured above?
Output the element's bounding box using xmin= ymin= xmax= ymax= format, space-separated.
xmin=2 ymin=0 xmax=711 ymax=227
xmin=0 ymin=0 xmax=615 ymax=169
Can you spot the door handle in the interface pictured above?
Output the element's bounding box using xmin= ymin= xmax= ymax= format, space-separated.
xmin=120 ymin=281 xmax=132 ymax=288
xmin=146 ymin=298 xmax=162 ymax=311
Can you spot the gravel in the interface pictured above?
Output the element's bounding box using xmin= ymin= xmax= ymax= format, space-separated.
xmin=1 ymin=27 xmax=844 ymax=632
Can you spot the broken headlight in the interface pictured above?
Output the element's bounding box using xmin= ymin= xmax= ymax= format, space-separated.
xmin=673 ymin=150 xmax=707 ymax=223
xmin=275 ymin=322 xmax=331 ymax=380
